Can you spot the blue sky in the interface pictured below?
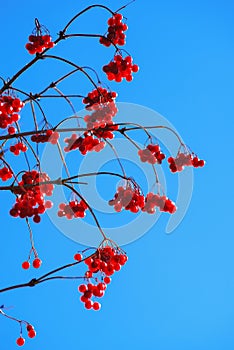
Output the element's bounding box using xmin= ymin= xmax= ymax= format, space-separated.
xmin=0 ymin=0 xmax=234 ymax=349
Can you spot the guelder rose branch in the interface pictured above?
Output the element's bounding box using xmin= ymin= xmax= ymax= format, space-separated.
xmin=0 ymin=3 xmax=205 ymax=348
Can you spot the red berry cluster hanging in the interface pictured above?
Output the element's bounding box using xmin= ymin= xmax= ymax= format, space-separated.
xmin=64 ymin=132 xmax=105 ymax=155
xmin=10 ymin=170 xmax=53 ymax=222
xmin=22 ymin=257 xmax=42 ymax=270
xmin=103 ymin=55 xmax=139 ymax=82
xmin=92 ymin=123 xmax=119 ymax=140
xmin=142 ymin=193 xmax=177 ymax=214
xmin=58 ymin=200 xmax=88 ymax=219
xmin=168 ymin=153 xmax=205 ymax=173
xmin=84 ymin=101 xmax=118 ymax=129
xmin=10 ymin=142 xmax=28 ymax=156
xmin=26 ymin=34 xmax=54 ymax=54
xmin=0 ymin=166 xmax=13 ymax=181
xmin=83 ymin=87 xmax=117 ymax=109
xmin=31 ymin=130 xmax=59 ymax=144
xmin=100 ymin=13 xmax=128 ymax=47
xmin=138 ymin=144 xmax=166 ymax=164
xmin=109 ymin=184 xmax=145 ymax=213
xmin=78 ymin=244 xmax=127 ymax=310
xmin=16 ymin=324 xmax=36 ymax=347
xmin=0 ymin=95 xmax=24 ymax=130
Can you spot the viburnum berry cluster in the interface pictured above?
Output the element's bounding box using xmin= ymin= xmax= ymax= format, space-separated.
xmin=22 ymin=257 xmax=42 ymax=270
xmin=138 ymin=144 xmax=166 ymax=164
xmin=84 ymin=100 xmax=118 ymax=129
xmin=64 ymin=132 xmax=105 ymax=154
xmin=0 ymin=95 xmax=24 ymax=132
xmin=168 ymin=152 xmax=205 ymax=173
xmin=58 ymin=200 xmax=88 ymax=219
xmin=26 ymin=35 xmax=54 ymax=54
xmin=83 ymin=88 xmax=117 ymax=109
xmin=16 ymin=323 xmax=36 ymax=347
xmin=100 ymin=13 xmax=128 ymax=47
xmin=10 ymin=142 xmax=27 ymax=156
xmin=31 ymin=130 xmax=59 ymax=144
xmin=0 ymin=166 xmax=13 ymax=181
xmin=10 ymin=170 xmax=53 ymax=223
xmin=142 ymin=193 xmax=177 ymax=214
xmin=103 ymin=55 xmax=139 ymax=82
xmin=109 ymin=184 xmax=145 ymax=213
xmin=78 ymin=243 xmax=127 ymax=310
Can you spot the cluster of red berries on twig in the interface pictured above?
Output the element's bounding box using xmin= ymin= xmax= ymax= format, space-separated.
xmin=83 ymin=88 xmax=117 ymax=109
xmin=0 ymin=166 xmax=13 ymax=181
xmin=138 ymin=144 xmax=166 ymax=164
xmin=142 ymin=192 xmax=177 ymax=214
xmin=58 ymin=200 xmax=88 ymax=219
xmin=64 ymin=132 xmax=105 ymax=155
xmin=78 ymin=244 xmax=127 ymax=310
xmin=16 ymin=324 xmax=36 ymax=347
xmin=103 ymin=55 xmax=139 ymax=82
xmin=22 ymin=258 xmax=42 ymax=270
xmin=26 ymin=34 xmax=54 ymax=54
xmin=84 ymin=100 xmax=118 ymax=129
xmin=100 ymin=13 xmax=128 ymax=47
xmin=10 ymin=142 xmax=27 ymax=156
xmin=92 ymin=123 xmax=119 ymax=139
xmin=109 ymin=184 xmax=145 ymax=213
xmin=10 ymin=171 xmax=53 ymax=223
xmin=31 ymin=130 xmax=59 ymax=144
xmin=0 ymin=95 xmax=24 ymax=131
xmin=168 ymin=153 xmax=205 ymax=173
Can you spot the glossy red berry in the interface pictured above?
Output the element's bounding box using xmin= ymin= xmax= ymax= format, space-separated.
xmin=28 ymin=329 xmax=36 ymax=338
xmin=74 ymin=253 xmax=83 ymax=261
xmin=22 ymin=261 xmax=30 ymax=270
xmin=16 ymin=337 xmax=25 ymax=346
xmin=26 ymin=324 xmax=34 ymax=332
xmin=32 ymin=258 xmax=42 ymax=269
xmin=93 ymin=302 xmax=101 ymax=311
xmin=104 ymin=276 xmax=111 ymax=284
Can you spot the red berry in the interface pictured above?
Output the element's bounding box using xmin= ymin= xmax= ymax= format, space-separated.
xmin=33 ymin=258 xmax=42 ymax=269
xmin=84 ymin=300 xmax=93 ymax=309
xmin=74 ymin=253 xmax=82 ymax=261
xmin=93 ymin=302 xmax=101 ymax=311
xmin=16 ymin=337 xmax=25 ymax=346
xmin=26 ymin=324 xmax=34 ymax=332
xmin=22 ymin=261 xmax=30 ymax=270
xmin=28 ymin=329 xmax=36 ymax=338
xmin=104 ymin=276 xmax=111 ymax=284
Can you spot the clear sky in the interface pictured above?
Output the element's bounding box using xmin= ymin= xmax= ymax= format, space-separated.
xmin=0 ymin=0 xmax=234 ymax=349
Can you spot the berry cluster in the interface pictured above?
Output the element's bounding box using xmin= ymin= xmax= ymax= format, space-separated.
xmin=103 ymin=55 xmax=139 ymax=82
xmin=84 ymin=100 xmax=118 ymax=130
xmin=10 ymin=142 xmax=27 ymax=156
xmin=10 ymin=171 xmax=53 ymax=223
xmin=138 ymin=144 xmax=166 ymax=164
xmin=22 ymin=258 xmax=42 ymax=270
xmin=142 ymin=193 xmax=177 ymax=214
xmin=92 ymin=123 xmax=118 ymax=140
xmin=0 ymin=166 xmax=13 ymax=181
xmin=25 ymin=34 xmax=54 ymax=54
xmin=78 ymin=245 xmax=127 ymax=310
xmin=16 ymin=324 xmax=36 ymax=347
xmin=0 ymin=95 xmax=24 ymax=130
xmin=58 ymin=200 xmax=88 ymax=219
xmin=100 ymin=13 xmax=128 ymax=47
xmin=109 ymin=185 xmax=145 ymax=213
xmin=168 ymin=153 xmax=205 ymax=173
xmin=64 ymin=133 xmax=105 ymax=155
xmin=31 ymin=130 xmax=59 ymax=144
xmin=83 ymin=88 xmax=117 ymax=109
